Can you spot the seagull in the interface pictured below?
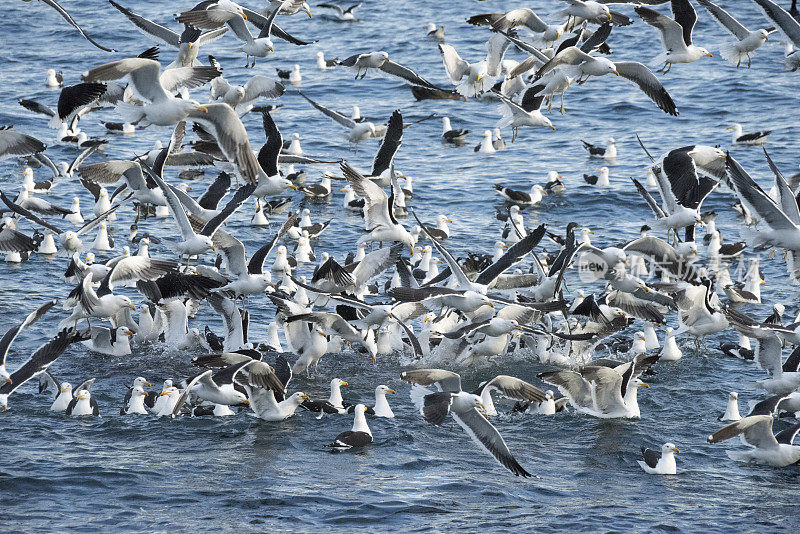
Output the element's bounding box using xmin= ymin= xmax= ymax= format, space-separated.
xmin=1 ymin=327 xmax=81 ymax=412
xmin=750 ymin=0 xmax=800 ymax=71
xmin=81 ymin=57 xmax=218 ymax=125
xmin=347 ymin=385 xmax=396 ymax=417
xmin=121 ymin=378 xmax=153 ymax=415
xmin=302 ymin=378 xmax=350 ymax=415
xmin=638 ymin=443 xmax=679 ymax=474
xmin=66 ymin=389 xmax=100 ymax=416
xmin=725 ymin=153 xmax=800 ymax=253
xmin=318 ymin=2 xmax=361 ymax=21
xmin=697 ymin=0 xmax=771 ymax=68
xmin=441 ymin=117 xmax=468 ymax=144
xmin=45 ymin=69 xmax=63 ymax=88
xmin=719 ymin=391 xmax=741 ymax=421
xmin=539 ymin=355 xmax=657 ymax=418
xmin=635 ymin=146 xmax=722 ymax=231
xmin=469 ymin=8 xmax=561 ymax=45
xmin=424 ymin=22 xmax=445 ymax=41
xmin=172 ymin=363 xmax=252 ymax=417
xmin=338 ymin=51 xmax=438 ymax=88
xmin=251 ymin=108 xmax=301 ymax=197
xmin=218 ymin=2 xmax=283 ymax=68
xmin=494 ymin=86 xmax=555 ymax=141
xmin=635 ymin=0 xmax=713 ymax=73
xmin=109 ymin=0 xmax=228 ymax=68
xmin=438 ymin=34 xmax=510 ymax=97
xmin=315 ymin=51 xmax=338 ymax=70
xmin=582 ymin=138 xmax=616 ymax=159
xmin=213 ymin=211 xmax=298 ymax=298
xmin=298 ymin=91 xmax=377 ymax=146
xmin=558 ymin=1 xmax=614 ymax=25
xmin=401 ymin=369 xmax=532 ymax=477
xmin=340 ymin=162 xmax=415 ymax=248
xmin=79 ymin=160 xmax=167 ymax=209
xmin=213 ymin=74 xmax=285 ymax=115
xmin=473 ymin=375 xmax=547 ymax=417
xmin=146 ymin=164 xmax=216 ymax=259
xmin=329 ymin=404 xmax=372 ymax=448
xmin=707 ymin=394 xmax=800 ymax=466
xmin=494 ymin=184 xmax=547 ymax=206
xmin=727 ymin=123 xmax=771 ymax=145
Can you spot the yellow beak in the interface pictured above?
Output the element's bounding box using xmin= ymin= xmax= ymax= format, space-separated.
xmin=640 ymin=382 xmax=650 ymax=389
xmin=387 ymin=389 xmax=396 ymax=394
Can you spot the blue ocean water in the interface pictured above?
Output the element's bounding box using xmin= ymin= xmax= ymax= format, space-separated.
xmin=1 ymin=0 xmax=799 ymax=531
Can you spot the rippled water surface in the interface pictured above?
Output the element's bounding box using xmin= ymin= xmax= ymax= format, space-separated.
xmin=2 ymin=0 xmax=800 ymax=531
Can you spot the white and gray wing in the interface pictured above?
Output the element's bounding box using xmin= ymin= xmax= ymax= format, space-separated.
xmin=172 ymin=370 xmax=212 ymax=416
xmin=707 ymin=415 xmax=779 ymax=449
xmin=614 ymin=61 xmax=678 ymax=116
xmin=108 ymin=0 xmax=181 ymax=46
xmin=635 ymin=5 xmax=688 ymax=50
xmin=727 ymin=155 xmax=797 ymax=231
xmin=439 ymin=44 xmax=470 ymax=83
xmin=340 ymin=162 xmax=394 ymax=232
xmin=535 ymin=46 xmax=593 ymax=79
xmin=298 ymin=91 xmax=356 ymax=128
xmin=539 ymin=370 xmax=593 ymax=409
xmin=482 ymin=375 xmax=547 ymax=403
xmin=764 ymin=149 xmax=800 ymax=226
xmin=696 ymin=0 xmax=749 ymax=39
xmin=160 ymin=66 xmax=221 ymax=93
xmin=755 ymin=334 xmax=783 ymax=376
xmin=452 ymin=408 xmax=532 ymax=477
xmin=242 ymin=76 xmax=285 ymax=103
xmin=83 ymin=58 xmax=169 ymax=104
xmin=0 ymin=128 xmax=46 ymax=160
xmin=485 ymin=33 xmax=511 ymax=76
xmin=751 ymin=0 xmax=800 ymax=47
xmin=351 ymin=244 xmax=402 ymax=287
xmin=401 ymin=368 xmax=462 ymax=392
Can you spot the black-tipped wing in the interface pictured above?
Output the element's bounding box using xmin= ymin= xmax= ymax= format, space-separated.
xmin=615 ymin=62 xmax=677 ymax=116
xmin=475 ymin=224 xmax=545 ymax=286
xmin=453 ymin=408 xmax=532 ymax=477
xmin=371 ymin=110 xmax=403 ymax=177
xmin=58 ymin=83 xmax=107 ymax=120
xmin=379 ymin=60 xmax=439 ymax=89
xmin=248 ymin=211 xmax=299 ymax=274
xmin=200 ymin=183 xmax=256 ymax=237
xmin=400 ymin=368 xmax=461 ymax=392
xmin=0 ymin=329 xmax=78 ymax=396
xmin=38 ymin=0 xmax=117 ymax=52
xmin=0 ymin=128 xmax=46 ymax=160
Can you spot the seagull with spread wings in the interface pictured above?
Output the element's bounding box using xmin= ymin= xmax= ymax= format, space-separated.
xmin=635 ymin=0 xmax=713 ymax=73
xmin=400 ymin=368 xmax=532 ymax=477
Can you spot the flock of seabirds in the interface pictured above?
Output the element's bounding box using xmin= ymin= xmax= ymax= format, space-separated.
xmin=3 ymin=0 xmax=800 ymax=479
